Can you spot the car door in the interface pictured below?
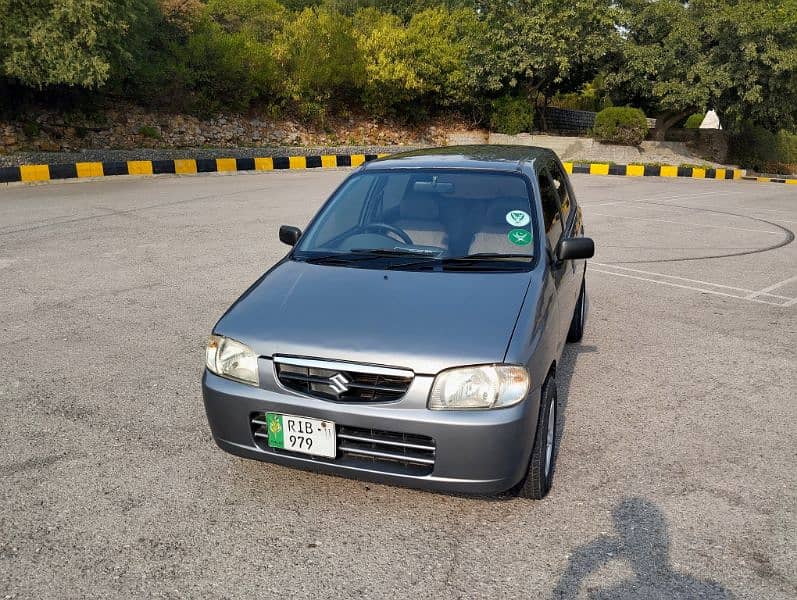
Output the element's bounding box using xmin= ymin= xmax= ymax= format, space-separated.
xmin=537 ymin=165 xmax=569 ymax=351
xmin=549 ymin=161 xmax=583 ymax=319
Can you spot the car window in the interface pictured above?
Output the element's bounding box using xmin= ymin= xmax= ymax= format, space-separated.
xmin=295 ymin=170 xmax=536 ymax=260
xmin=539 ymin=169 xmax=563 ymax=250
xmin=308 ymin=175 xmax=373 ymax=247
xmin=550 ymin=164 xmax=572 ymax=226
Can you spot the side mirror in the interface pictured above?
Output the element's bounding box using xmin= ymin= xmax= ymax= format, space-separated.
xmin=557 ymin=237 xmax=595 ymax=261
xmin=279 ymin=225 xmax=302 ymax=246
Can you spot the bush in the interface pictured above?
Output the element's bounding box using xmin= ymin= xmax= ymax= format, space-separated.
xmin=593 ymin=107 xmax=648 ymax=145
xmin=354 ymin=7 xmax=482 ymax=115
xmin=273 ymin=8 xmax=363 ymax=108
xmin=684 ymin=113 xmax=704 ymax=129
xmin=180 ymin=18 xmax=279 ymax=114
xmin=489 ymin=95 xmax=534 ymax=135
xmin=138 ymin=125 xmax=161 ymax=139
xmin=730 ymin=125 xmax=797 ymax=174
xmin=729 ymin=124 xmax=777 ymax=171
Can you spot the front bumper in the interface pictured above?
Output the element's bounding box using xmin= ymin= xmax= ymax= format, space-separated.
xmin=202 ymin=369 xmax=541 ymax=494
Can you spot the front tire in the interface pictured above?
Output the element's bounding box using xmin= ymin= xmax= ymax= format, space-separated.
xmin=567 ymin=277 xmax=587 ymax=343
xmin=515 ymin=376 xmax=557 ymax=499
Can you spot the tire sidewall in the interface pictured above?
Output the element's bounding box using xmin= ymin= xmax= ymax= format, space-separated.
xmin=516 ymin=375 xmax=558 ymax=499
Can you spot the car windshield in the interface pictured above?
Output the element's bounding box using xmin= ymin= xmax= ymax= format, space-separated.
xmin=294 ymin=170 xmax=536 ymax=270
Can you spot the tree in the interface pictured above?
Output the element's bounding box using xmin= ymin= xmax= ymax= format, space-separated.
xmin=355 ymin=6 xmax=483 ymax=113
xmin=610 ymin=0 xmax=797 ymax=136
xmin=0 ymin=0 xmax=157 ymax=88
xmin=708 ymin=0 xmax=797 ymax=132
xmin=273 ymin=7 xmax=364 ymax=112
xmin=204 ymin=0 xmax=288 ymax=43
xmin=470 ymin=0 xmax=618 ymax=109
xmin=609 ymin=0 xmax=722 ymax=138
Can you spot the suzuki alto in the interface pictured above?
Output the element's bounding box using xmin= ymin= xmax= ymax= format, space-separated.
xmin=202 ymin=146 xmax=594 ymax=498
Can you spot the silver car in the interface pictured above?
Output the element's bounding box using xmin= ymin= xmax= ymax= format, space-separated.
xmin=202 ymin=146 xmax=594 ymax=498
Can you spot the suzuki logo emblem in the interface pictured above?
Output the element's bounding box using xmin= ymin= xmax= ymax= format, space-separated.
xmin=328 ymin=373 xmax=351 ymax=395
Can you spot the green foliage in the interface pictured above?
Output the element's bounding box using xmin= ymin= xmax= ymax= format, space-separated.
xmin=1 ymin=0 xmax=792 ymax=139
xmin=610 ymin=0 xmax=797 ymax=133
xmin=204 ymin=0 xmax=287 ymax=42
xmin=179 ymin=16 xmax=279 ymax=114
xmin=0 ymin=0 xmax=158 ymax=88
xmin=551 ymin=76 xmax=613 ymax=112
xmin=593 ymin=107 xmax=648 ymax=146
xmin=684 ymin=113 xmax=704 ymax=129
xmin=708 ymin=0 xmax=797 ymax=132
xmin=138 ymin=125 xmax=161 ymax=139
xmin=730 ymin=124 xmax=797 ymax=174
xmin=470 ymin=0 xmax=618 ymax=100
xmin=22 ymin=121 xmax=40 ymax=137
xmin=489 ymin=96 xmax=534 ymax=134
xmin=274 ymin=8 xmax=363 ymax=115
xmin=775 ymin=131 xmax=797 ymax=164
xmin=355 ymin=6 xmax=483 ymax=113
xmin=609 ymin=0 xmax=715 ymax=119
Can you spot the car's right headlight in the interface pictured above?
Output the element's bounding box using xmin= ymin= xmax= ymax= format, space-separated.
xmin=205 ymin=334 xmax=259 ymax=386
xmin=428 ymin=364 xmax=529 ymax=410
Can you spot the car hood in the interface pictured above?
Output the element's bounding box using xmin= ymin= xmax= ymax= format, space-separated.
xmin=215 ymin=260 xmax=533 ymax=375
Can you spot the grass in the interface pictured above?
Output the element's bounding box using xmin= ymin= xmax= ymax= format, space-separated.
xmin=138 ymin=126 xmax=162 ymax=140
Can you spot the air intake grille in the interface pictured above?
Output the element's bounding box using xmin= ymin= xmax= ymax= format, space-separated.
xmin=250 ymin=415 xmax=435 ymax=476
xmin=274 ymin=357 xmax=413 ymax=403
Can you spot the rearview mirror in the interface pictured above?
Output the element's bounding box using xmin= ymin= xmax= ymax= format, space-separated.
xmin=413 ymin=181 xmax=455 ymax=193
xmin=279 ymin=225 xmax=302 ymax=246
xmin=557 ymin=237 xmax=595 ymax=261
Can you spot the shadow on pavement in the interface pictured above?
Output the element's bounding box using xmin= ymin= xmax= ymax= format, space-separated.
xmin=551 ymin=497 xmax=734 ymax=599
xmin=552 ymin=341 xmax=596 ymax=471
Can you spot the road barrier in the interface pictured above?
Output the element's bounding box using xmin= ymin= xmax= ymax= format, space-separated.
xmin=1 ymin=154 xmax=794 ymax=185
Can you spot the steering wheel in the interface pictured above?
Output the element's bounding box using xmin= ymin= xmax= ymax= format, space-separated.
xmin=358 ymin=223 xmax=414 ymax=245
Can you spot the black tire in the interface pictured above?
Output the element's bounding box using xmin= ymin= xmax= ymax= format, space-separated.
xmin=516 ymin=376 xmax=557 ymax=500
xmin=566 ymin=277 xmax=586 ymax=343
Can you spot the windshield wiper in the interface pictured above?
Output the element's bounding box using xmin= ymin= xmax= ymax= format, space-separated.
xmin=386 ymin=252 xmax=533 ymax=271
xmin=445 ymin=253 xmax=533 ymax=262
xmin=350 ymin=248 xmax=441 ymax=256
xmin=300 ymin=247 xmax=439 ymax=265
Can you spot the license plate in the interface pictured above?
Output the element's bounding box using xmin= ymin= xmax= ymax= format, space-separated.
xmin=265 ymin=413 xmax=336 ymax=458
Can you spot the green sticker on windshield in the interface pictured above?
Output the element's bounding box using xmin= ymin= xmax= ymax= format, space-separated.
xmin=508 ymin=228 xmax=532 ymax=246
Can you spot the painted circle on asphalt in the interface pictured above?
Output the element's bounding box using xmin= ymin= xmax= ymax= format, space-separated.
xmin=506 ymin=210 xmax=531 ymax=227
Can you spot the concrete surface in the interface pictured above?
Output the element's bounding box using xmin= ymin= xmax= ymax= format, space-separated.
xmin=1 ymin=171 xmax=795 ymax=599
xmin=455 ymin=133 xmax=730 ymax=168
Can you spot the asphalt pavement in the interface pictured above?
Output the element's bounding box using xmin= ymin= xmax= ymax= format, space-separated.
xmin=1 ymin=171 xmax=795 ymax=599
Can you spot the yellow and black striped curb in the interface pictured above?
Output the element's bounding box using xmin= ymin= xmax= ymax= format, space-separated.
xmin=2 ymin=154 xmax=795 ymax=185
xmin=563 ymin=162 xmax=793 ymax=184
xmin=0 ymin=153 xmax=390 ymax=184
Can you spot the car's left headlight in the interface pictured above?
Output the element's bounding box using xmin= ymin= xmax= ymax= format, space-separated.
xmin=428 ymin=364 xmax=530 ymax=410
xmin=205 ymin=334 xmax=259 ymax=386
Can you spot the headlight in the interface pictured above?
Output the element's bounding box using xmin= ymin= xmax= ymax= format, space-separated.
xmin=428 ymin=364 xmax=529 ymax=410
xmin=205 ymin=335 xmax=259 ymax=386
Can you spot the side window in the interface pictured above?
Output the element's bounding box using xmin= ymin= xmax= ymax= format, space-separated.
xmin=538 ymin=169 xmax=563 ymax=250
xmin=550 ymin=164 xmax=572 ymax=227
xmin=312 ymin=176 xmax=372 ymax=247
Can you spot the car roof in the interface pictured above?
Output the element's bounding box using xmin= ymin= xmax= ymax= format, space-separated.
xmin=362 ymin=145 xmax=558 ymax=172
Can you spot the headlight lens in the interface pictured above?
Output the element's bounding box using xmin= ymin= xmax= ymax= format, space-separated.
xmin=205 ymin=335 xmax=259 ymax=386
xmin=428 ymin=364 xmax=529 ymax=410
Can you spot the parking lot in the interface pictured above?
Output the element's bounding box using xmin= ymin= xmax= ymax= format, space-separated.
xmin=1 ymin=170 xmax=795 ymax=599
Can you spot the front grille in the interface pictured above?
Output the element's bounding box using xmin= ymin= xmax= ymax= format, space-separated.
xmin=274 ymin=356 xmax=413 ymax=403
xmin=250 ymin=415 xmax=436 ymax=476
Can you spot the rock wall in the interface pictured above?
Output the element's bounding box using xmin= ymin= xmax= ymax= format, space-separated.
xmin=0 ymin=105 xmax=461 ymax=153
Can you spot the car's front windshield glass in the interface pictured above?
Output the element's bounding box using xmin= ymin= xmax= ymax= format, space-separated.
xmin=294 ymin=170 xmax=536 ymax=270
